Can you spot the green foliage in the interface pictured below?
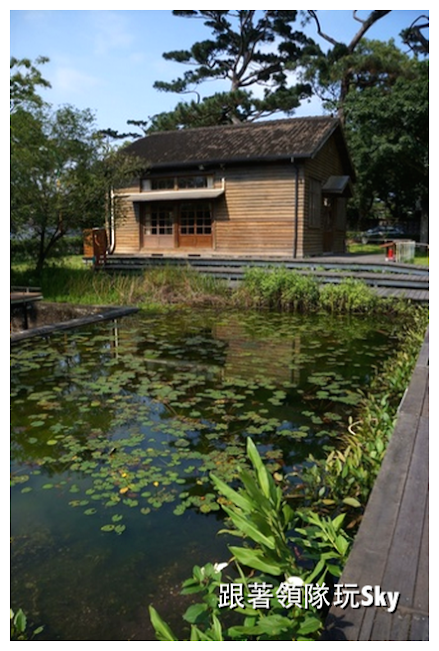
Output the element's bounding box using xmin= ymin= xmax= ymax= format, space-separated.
xmin=300 ymin=22 xmax=429 ymax=227
xmin=148 ymin=91 xmax=256 ymax=132
xmin=240 ymin=267 xmax=397 ymax=315
xmin=148 ymin=305 xmax=428 ymax=641
xmin=212 ymin=438 xmax=296 ymax=578
xmin=10 ymin=55 xmax=50 ymax=113
xmin=149 ymin=437 xmax=352 ymax=641
xmin=319 ymin=278 xmax=378 ymax=313
xmin=295 ymin=305 xmax=428 ymax=513
xmin=241 ymin=267 xmax=321 ymax=312
xmin=149 ymin=10 xmax=316 ymax=128
xmin=11 ymin=260 xmax=231 ymax=308
xmin=10 ymin=57 xmax=102 ymax=255
xmin=10 ymin=57 xmax=144 ymax=274
xmin=10 ymin=608 xmax=43 ymax=640
xmin=344 ymin=53 xmax=428 ymax=224
xmin=12 ymin=258 xmax=425 ymax=318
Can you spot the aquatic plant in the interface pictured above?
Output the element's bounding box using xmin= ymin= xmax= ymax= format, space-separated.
xmin=239 ymin=267 xmax=393 ymax=314
xmin=290 ymin=305 xmax=429 ymax=517
xmin=10 ymin=608 xmax=43 ymax=641
xmin=148 ymin=307 xmax=428 ymax=641
xmin=149 ymin=438 xmax=351 ymax=641
xmin=10 ymin=305 xmax=427 ymax=640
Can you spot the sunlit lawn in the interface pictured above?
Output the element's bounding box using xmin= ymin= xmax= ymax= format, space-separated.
xmin=348 ymin=243 xmax=428 ymax=266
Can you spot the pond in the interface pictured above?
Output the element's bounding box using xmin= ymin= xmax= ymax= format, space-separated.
xmin=11 ymin=308 xmax=401 ymax=640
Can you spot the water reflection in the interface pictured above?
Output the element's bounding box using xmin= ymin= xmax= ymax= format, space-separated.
xmin=10 ymin=309 xmax=398 ymax=640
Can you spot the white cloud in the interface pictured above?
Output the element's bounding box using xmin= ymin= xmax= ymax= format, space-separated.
xmin=91 ymin=11 xmax=134 ymax=56
xmin=53 ymin=66 xmax=101 ymax=95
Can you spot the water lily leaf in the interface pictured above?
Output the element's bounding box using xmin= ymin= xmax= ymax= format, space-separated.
xmin=114 ymin=524 xmax=126 ymax=535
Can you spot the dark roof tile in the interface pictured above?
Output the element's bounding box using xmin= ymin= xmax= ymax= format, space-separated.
xmin=125 ymin=116 xmax=342 ymax=168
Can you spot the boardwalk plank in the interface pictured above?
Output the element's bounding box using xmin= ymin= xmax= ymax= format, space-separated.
xmin=322 ymin=329 xmax=428 ymax=641
xmin=370 ymin=610 xmax=393 ymax=641
xmin=399 ymin=367 xmax=428 ymax=418
xmin=390 ymin=612 xmax=411 ymax=641
xmin=381 ymin=416 xmax=428 ymax=610
xmin=409 ymin=615 xmax=429 ymax=641
xmin=413 ymin=493 xmax=429 ymax=614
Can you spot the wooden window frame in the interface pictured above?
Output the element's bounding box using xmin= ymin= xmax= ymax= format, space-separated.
xmin=141 ymin=174 xmax=214 ymax=192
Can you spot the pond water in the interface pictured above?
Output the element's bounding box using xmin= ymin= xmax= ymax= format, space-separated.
xmin=11 ymin=308 xmax=401 ymax=640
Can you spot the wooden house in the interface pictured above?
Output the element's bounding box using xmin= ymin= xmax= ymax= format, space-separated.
xmin=110 ymin=117 xmax=355 ymax=258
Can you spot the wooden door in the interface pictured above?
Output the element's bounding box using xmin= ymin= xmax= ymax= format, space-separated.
xmin=141 ymin=204 xmax=175 ymax=250
xmin=178 ymin=202 xmax=213 ymax=248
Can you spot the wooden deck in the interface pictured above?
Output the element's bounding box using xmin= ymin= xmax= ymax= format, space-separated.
xmin=101 ymin=253 xmax=428 ymax=303
xmin=10 ymin=306 xmax=139 ymax=343
xmin=322 ymin=328 xmax=429 ymax=641
xmin=10 ymin=290 xmax=43 ymax=305
xmin=10 ymin=290 xmax=43 ymax=330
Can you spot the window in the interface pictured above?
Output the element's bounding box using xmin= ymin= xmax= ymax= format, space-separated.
xmin=151 ymin=178 xmax=174 ymax=191
xmin=309 ymin=179 xmax=322 ymax=228
xmin=180 ymin=202 xmax=212 ymax=235
xmin=144 ymin=205 xmax=174 ymax=235
xmin=141 ymin=175 xmax=213 ymax=191
xmin=177 ymin=176 xmax=209 ymax=189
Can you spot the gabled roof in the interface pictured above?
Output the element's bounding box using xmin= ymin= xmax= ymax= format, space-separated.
xmin=124 ymin=116 xmax=354 ymax=176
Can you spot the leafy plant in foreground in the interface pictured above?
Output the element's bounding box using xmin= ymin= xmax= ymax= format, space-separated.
xmin=10 ymin=608 xmax=43 ymax=640
xmin=149 ymin=437 xmax=352 ymax=641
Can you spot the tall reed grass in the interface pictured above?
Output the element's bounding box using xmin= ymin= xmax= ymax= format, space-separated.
xmin=11 ymin=260 xmax=231 ymax=308
xmin=11 ymin=258 xmax=424 ymax=316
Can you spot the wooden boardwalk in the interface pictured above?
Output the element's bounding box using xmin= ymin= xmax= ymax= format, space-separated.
xmin=10 ymin=306 xmax=139 ymax=343
xmin=322 ymin=328 xmax=429 ymax=641
xmin=10 ymin=290 xmax=43 ymax=330
xmin=102 ymin=253 xmax=428 ymax=303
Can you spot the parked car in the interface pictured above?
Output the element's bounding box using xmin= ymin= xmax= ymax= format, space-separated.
xmin=361 ymin=225 xmax=405 ymax=244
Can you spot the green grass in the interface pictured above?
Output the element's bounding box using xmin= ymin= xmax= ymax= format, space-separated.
xmin=10 ymin=256 xmax=231 ymax=309
xmin=347 ymin=243 xmax=382 ymax=256
xmin=348 ymin=243 xmax=429 ymax=266
xmin=11 ymin=253 xmax=428 ymax=314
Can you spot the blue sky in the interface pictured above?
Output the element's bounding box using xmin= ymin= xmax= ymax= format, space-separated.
xmin=10 ymin=9 xmax=429 ymax=136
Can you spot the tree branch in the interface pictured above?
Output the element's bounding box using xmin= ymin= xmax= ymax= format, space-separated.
xmin=307 ymin=10 xmax=340 ymax=47
xmin=348 ymin=11 xmax=392 ymax=53
xmin=308 ymin=10 xmax=392 ymax=53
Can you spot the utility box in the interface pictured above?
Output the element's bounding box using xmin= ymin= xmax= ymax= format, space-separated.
xmin=395 ymin=240 xmax=415 ymax=263
xmin=380 ymin=240 xmax=415 ymax=263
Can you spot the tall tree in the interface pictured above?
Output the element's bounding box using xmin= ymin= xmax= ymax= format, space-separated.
xmin=10 ymin=57 xmax=144 ymax=273
xmin=342 ymin=50 xmax=428 ymax=237
xmin=401 ymin=14 xmax=429 ymax=55
xmin=150 ymin=10 xmax=317 ymax=128
xmin=304 ymin=10 xmax=393 ymax=121
xmin=10 ymin=55 xmax=51 ymax=113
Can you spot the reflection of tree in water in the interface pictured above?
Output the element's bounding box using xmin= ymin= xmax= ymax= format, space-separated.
xmin=11 ymin=310 xmax=398 ymax=485
xmin=10 ymin=309 xmax=404 ymax=640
